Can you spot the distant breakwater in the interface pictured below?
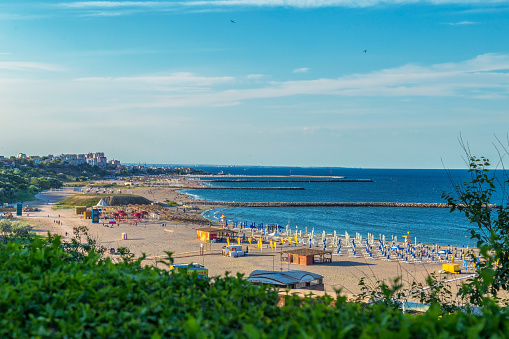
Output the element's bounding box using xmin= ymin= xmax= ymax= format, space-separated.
xmin=201 ymin=179 xmax=373 ymax=183
xmin=189 ymin=187 xmax=305 ymax=190
xmin=192 ymin=201 xmax=452 ymax=208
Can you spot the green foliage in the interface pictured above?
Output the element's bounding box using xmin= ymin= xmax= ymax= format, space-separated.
xmin=0 ymin=219 xmax=34 ymax=241
xmin=116 ymin=246 xmax=136 ymax=262
xmin=53 ymin=194 xmax=137 ymax=209
xmin=356 ymin=277 xmax=404 ymax=310
xmin=0 ymin=166 xmax=63 ymax=203
xmin=443 ymin=154 xmax=509 ymax=306
xmin=410 ymin=273 xmax=461 ymax=314
xmin=54 ymin=198 xmax=100 ymax=209
xmin=2 ymin=235 xmax=509 ymax=337
xmin=165 ymin=199 xmax=178 ymax=206
xmin=62 ymin=226 xmax=107 ymax=262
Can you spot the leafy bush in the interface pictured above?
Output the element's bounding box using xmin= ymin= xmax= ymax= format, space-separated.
xmin=443 ymin=153 xmax=509 ymax=306
xmin=1 ymin=235 xmax=509 ymax=338
xmin=0 ymin=219 xmax=33 ymax=240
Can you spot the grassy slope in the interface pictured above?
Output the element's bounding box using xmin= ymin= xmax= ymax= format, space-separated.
xmin=54 ymin=194 xmax=146 ymax=209
xmin=55 ymin=194 xmax=134 ymax=208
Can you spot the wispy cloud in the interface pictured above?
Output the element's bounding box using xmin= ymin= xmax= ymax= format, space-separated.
xmin=0 ymin=61 xmax=64 ymax=72
xmin=75 ymin=72 xmax=235 ymax=86
xmin=69 ymin=53 xmax=509 ymax=110
xmin=444 ymin=20 xmax=478 ymax=25
xmin=293 ymin=67 xmax=310 ymax=73
xmin=246 ymin=74 xmax=265 ymax=79
xmin=5 ymin=54 xmax=508 ymax=114
xmin=56 ymin=0 xmax=509 ymax=12
xmin=58 ymin=1 xmax=175 ymax=9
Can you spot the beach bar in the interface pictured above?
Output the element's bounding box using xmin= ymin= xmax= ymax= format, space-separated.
xmin=196 ymin=227 xmax=237 ymax=242
xmin=247 ymin=270 xmax=325 ymax=291
xmin=282 ymin=248 xmax=333 ymax=266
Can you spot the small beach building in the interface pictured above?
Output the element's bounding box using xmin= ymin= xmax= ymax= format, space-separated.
xmin=196 ymin=227 xmax=237 ymax=242
xmin=247 ymin=270 xmax=324 ymax=291
xmin=75 ymin=206 xmax=87 ymax=215
xmin=282 ymin=248 xmax=333 ymax=266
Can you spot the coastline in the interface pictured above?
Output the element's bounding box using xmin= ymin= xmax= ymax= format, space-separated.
xmin=18 ymin=184 xmax=475 ymax=298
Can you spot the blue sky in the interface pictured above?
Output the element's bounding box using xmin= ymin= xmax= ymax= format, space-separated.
xmin=0 ymin=1 xmax=508 ymax=168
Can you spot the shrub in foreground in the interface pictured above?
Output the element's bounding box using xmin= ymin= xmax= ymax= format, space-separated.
xmin=1 ymin=236 xmax=508 ymax=338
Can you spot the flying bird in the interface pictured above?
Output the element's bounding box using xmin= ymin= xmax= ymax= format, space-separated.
xmin=230 ymin=19 xmax=236 ymax=23
xmin=363 ymin=50 xmax=367 ymax=53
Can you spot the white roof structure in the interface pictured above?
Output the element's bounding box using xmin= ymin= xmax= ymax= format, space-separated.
xmin=247 ymin=270 xmax=323 ymax=286
xmin=96 ymin=199 xmax=109 ymax=207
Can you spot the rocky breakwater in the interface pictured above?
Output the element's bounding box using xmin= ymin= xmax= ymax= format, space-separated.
xmin=189 ymin=187 xmax=305 ymax=190
xmin=193 ymin=201 xmax=454 ymax=208
xmin=202 ymin=179 xmax=373 ymax=183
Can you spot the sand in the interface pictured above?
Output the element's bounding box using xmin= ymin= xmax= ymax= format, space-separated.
xmin=20 ymin=186 xmax=471 ymax=299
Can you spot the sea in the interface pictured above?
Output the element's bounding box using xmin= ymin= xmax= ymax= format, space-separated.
xmin=157 ymin=165 xmax=503 ymax=247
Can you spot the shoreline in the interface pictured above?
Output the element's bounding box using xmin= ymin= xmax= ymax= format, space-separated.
xmin=15 ymin=184 xmax=477 ymax=297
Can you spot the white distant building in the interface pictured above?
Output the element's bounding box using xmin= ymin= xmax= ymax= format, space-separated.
xmin=38 ymin=152 xmax=114 ymax=167
xmin=76 ymin=154 xmax=86 ymax=165
xmin=16 ymin=153 xmax=26 ymax=159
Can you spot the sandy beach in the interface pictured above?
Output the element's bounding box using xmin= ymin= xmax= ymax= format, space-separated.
xmin=21 ymin=185 xmax=472 ymax=299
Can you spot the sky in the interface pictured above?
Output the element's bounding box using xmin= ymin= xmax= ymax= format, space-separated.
xmin=0 ymin=1 xmax=508 ymax=169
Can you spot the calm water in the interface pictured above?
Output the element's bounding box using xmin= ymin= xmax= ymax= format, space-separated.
xmin=175 ymin=166 xmax=502 ymax=247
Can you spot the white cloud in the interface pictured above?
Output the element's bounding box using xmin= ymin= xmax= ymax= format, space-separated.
xmin=293 ymin=67 xmax=310 ymax=73
xmin=7 ymin=54 xmax=509 ymax=113
xmin=82 ymin=11 xmax=126 ymax=16
xmin=140 ymin=53 xmax=509 ymax=107
xmin=57 ymin=0 xmax=509 ymax=11
xmin=0 ymin=62 xmax=64 ymax=72
xmin=247 ymin=74 xmax=265 ymax=79
xmin=444 ymin=20 xmax=478 ymax=25
xmin=58 ymin=1 xmax=174 ymax=9
xmin=183 ymin=0 xmax=509 ymax=8
xmin=75 ymin=72 xmax=235 ymax=86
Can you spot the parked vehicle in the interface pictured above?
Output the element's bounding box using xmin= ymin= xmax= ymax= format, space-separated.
xmin=222 ymin=245 xmax=246 ymax=257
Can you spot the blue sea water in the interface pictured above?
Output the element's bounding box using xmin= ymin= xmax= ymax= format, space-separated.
xmin=173 ymin=166 xmax=501 ymax=247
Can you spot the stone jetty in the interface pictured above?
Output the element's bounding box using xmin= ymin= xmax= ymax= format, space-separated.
xmin=188 ymin=187 xmax=305 ymax=190
xmin=202 ymin=179 xmax=373 ymax=183
xmin=192 ymin=201 xmax=452 ymax=208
